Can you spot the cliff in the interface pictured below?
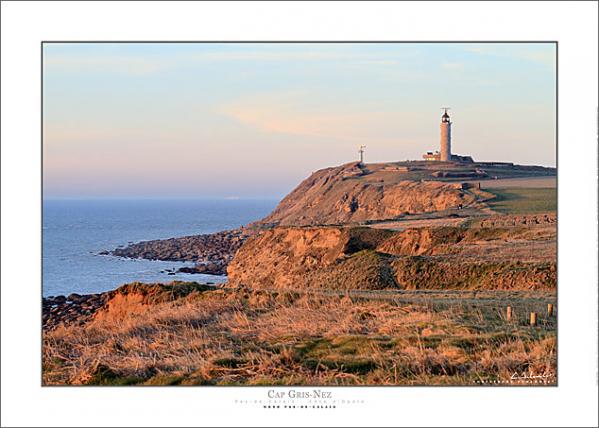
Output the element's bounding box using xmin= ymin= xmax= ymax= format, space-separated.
xmin=107 ymin=161 xmax=555 ymax=273
xmin=257 ymin=162 xmax=478 ymax=226
xmin=227 ymin=227 xmax=398 ymax=290
xmin=228 ymin=161 xmax=555 ymax=291
xmin=227 ymin=220 xmax=556 ymax=291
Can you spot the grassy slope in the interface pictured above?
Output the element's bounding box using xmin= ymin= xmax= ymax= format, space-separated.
xmin=485 ymin=187 xmax=556 ymax=214
xmin=43 ymin=288 xmax=556 ymax=386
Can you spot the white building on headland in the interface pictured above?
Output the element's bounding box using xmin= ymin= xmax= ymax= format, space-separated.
xmin=423 ymin=109 xmax=473 ymax=163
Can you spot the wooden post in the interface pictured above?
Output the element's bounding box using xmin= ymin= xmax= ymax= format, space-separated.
xmin=506 ymin=306 xmax=512 ymax=322
xmin=530 ymin=312 xmax=537 ymax=326
xmin=478 ymin=182 xmax=481 ymax=190
xmin=547 ymin=303 xmax=554 ymax=317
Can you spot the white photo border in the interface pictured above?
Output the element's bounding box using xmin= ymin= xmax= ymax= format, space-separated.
xmin=1 ymin=1 xmax=597 ymax=427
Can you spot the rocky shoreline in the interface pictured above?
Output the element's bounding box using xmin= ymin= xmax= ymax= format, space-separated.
xmin=43 ymin=292 xmax=110 ymax=330
xmin=43 ymin=282 xmax=218 ymax=331
xmin=100 ymin=228 xmax=254 ymax=276
xmin=176 ymin=261 xmax=227 ymax=275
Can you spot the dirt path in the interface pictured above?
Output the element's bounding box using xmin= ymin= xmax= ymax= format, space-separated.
xmin=219 ymin=285 xmax=556 ymax=306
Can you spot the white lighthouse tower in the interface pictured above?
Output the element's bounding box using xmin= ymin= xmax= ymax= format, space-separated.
xmin=440 ymin=107 xmax=452 ymax=161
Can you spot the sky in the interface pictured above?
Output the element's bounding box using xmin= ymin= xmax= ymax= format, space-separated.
xmin=43 ymin=43 xmax=556 ymax=199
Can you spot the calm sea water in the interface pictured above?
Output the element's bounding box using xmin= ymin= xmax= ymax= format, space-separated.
xmin=42 ymin=199 xmax=277 ymax=297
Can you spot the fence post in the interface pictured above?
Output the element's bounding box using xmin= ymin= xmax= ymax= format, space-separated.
xmin=506 ymin=306 xmax=512 ymax=322
xmin=547 ymin=303 xmax=554 ymax=317
xmin=529 ymin=312 xmax=537 ymax=326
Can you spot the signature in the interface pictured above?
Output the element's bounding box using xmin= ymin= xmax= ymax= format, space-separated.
xmin=510 ymin=371 xmax=555 ymax=380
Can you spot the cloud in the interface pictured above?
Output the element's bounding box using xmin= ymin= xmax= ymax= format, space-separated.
xmin=191 ymin=50 xmax=356 ymax=62
xmin=43 ymin=47 xmax=407 ymax=75
xmin=441 ymin=62 xmax=465 ymax=71
xmin=43 ymin=55 xmax=169 ymax=75
xmin=463 ymin=44 xmax=555 ymax=67
xmin=218 ymin=92 xmax=426 ymax=146
xmin=43 ymin=51 xmax=308 ymax=75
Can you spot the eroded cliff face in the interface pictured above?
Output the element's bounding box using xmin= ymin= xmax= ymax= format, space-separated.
xmin=227 ymin=221 xmax=556 ymax=291
xmin=258 ymin=162 xmax=476 ymax=227
xmin=43 ymin=282 xmax=214 ymax=329
xmin=92 ymin=282 xmax=213 ymax=323
xmin=227 ymin=227 xmax=398 ymax=290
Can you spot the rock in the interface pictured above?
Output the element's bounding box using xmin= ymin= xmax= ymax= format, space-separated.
xmin=43 ymin=291 xmax=113 ymax=331
xmin=177 ymin=261 xmax=227 ymax=276
xmin=67 ymin=293 xmax=83 ymax=302
xmin=53 ymin=295 xmax=67 ymax=304
xmin=106 ymin=228 xmax=253 ymax=272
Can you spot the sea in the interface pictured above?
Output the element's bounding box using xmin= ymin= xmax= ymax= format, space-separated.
xmin=42 ymin=199 xmax=278 ymax=297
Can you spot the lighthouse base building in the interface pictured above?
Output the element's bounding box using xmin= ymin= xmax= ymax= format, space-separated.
xmin=423 ymin=151 xmax=474 ymax=163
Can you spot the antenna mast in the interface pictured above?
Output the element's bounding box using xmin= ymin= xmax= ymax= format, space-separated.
xmin=358 ymin=145 xmax=366 ymax=164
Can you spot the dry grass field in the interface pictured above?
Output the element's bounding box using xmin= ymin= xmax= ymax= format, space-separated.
xmin=43 ymin=284 xmax=556 ymax=386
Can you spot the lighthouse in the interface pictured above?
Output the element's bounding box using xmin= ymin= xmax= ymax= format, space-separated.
xmin=423 ymin=108 xmax=473 ymax=163
xmin=440 ymin=107 xmax=452 ymax=161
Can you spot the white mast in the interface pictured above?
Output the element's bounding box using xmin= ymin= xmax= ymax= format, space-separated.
xmin=358 ymin=145 xmax=366 ymax=164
